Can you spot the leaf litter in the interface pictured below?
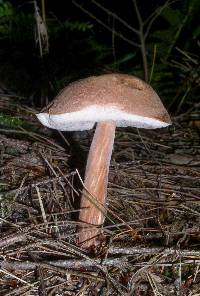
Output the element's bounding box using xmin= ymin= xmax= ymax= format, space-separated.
xmin=0 ymin=95 xmax=200 ymax=295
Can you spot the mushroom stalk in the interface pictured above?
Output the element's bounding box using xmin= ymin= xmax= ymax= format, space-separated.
xmin=79 ymin=121 xmax=116 ymax=247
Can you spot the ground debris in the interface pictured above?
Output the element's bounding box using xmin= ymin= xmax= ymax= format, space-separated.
xmin=0 ymin=112 xmax=200 ymax=295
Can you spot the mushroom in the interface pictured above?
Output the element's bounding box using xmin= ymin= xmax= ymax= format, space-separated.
xmin=36 ymin=73 xmax=171 ymax=248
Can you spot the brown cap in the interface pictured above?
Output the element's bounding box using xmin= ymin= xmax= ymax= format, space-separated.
xmin=37 ymin=73 xmax=171 ymax=131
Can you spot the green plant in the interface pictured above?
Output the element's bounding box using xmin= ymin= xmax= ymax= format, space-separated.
xmin=151 ymin=0 xmax=200 ymax=60
xmin=0 ymin=113 xmax=24 ymax=128
xmin=0 ymin=0 xmax=14 ymax=39
xmin=0 ymin=0 xmax=34 ymax=41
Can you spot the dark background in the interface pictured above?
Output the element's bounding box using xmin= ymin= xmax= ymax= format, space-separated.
xmin=0 ymin=0 xmax=199 ymax=114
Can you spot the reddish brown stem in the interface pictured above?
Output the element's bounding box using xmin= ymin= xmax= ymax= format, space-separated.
xmin=79 ymin=121 xmax=116 ymax=247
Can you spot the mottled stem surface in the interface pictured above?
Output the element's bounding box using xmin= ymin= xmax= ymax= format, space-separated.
xmin=79 ymin=121 xmax=116 ymax=247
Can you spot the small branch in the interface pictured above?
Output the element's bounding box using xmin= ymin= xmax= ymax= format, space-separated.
xmin=0 ymin=234 xmax=28 ymax=248
xmin=41 ymin=0 xmax=46 ymax=25
xmin=40 ymin=152 xmax=74 ymax=209
xmin=109 ymin=246 xmax=200 ymax=257
xmin=132 ymin=0 xmax=142 ymax=26
xmin=0 ymin=127 xmax=65 ymax=151
xmin=144 ymin=0 xmax=173 ymax=39
xmin=0 ymin=268 xmax=35 ymax=287
xmin=2 ymin=254 xmax=200 ymax=271
xmin=91 ymin=0 xmax=139 ymax=35
xmin=0 ymin=257 xmax=142 ymax=271
xmin=132 ymin=0 xmax=148 ymax=81
xmin=1 ymin=172 xmax=76 ymax=200
xmin=36 ymin=186 xmax=48 ymax=231
xmin=72 ymin=0 xmax=140 ymax=48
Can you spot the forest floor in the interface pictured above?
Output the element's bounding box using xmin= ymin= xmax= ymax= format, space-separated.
xmin=1 ymin=93 xmax=200 ymax=295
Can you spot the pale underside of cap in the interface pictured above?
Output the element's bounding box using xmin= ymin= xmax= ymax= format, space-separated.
xmin=36 ymin=73 xmax=171 ymax=131
xmin=37 ymin=105 xmax=170 ymax=131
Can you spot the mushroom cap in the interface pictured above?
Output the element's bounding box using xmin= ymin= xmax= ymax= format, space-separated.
xmin=37 ymin=73 xmax=171 ymax=131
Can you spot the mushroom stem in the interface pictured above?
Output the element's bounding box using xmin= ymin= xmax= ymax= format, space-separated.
xmin=79 ymin=121 xmax=116 ymax=247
